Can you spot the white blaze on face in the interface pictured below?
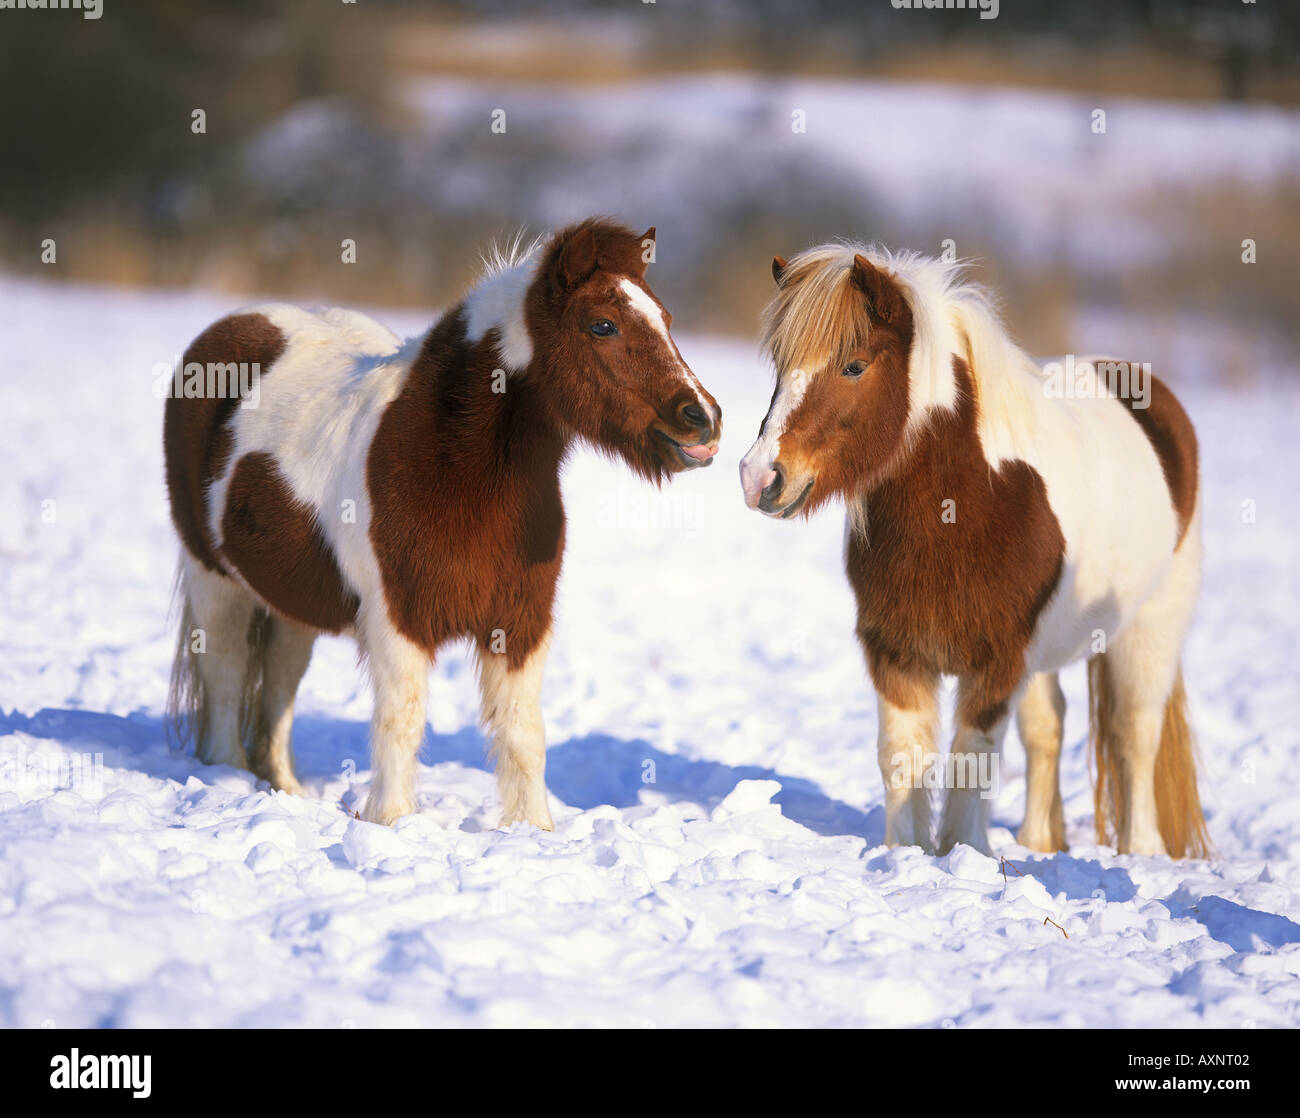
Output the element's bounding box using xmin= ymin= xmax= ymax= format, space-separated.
xmin=617 ymin=278 xmax=715 ymax=425
xmin=740 ymin=366 xmax=811 ymax=508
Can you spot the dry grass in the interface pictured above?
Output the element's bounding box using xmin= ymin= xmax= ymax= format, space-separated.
xmin=5 ymin=181 xmax=1294 ymax=374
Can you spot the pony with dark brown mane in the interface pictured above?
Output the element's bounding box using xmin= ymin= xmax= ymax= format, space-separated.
xmin=165 ymin=218 xmax=720 ymax=828
xmin=741 ymin=244 xmax=1210 ymax=859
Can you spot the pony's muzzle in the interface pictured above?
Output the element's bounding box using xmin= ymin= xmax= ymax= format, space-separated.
xmin=746 ymin=460 xmax=813 ymax=518
xmin=758 ymin=464 xmax=786 ymax=512
xmin=678 ymin=399 xmax=722 ymax=447
xmin=660 ymin=399 xmax=721 ymax=469
xmin=739 ymin=455 xmax=778 ymax=509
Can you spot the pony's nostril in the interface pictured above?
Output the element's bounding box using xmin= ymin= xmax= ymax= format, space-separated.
xmin=681 ymin=403 xmax=708 ymax=429
xmin=763 ymin=464 xmax=784 ymax=500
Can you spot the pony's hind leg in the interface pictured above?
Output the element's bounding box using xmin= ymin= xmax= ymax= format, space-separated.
xmin=358 ymin=608 xmax=429 ymax=825
xmin=1016 ymin=671 xmax=1068 ymax=852
xmin=874 ymin=673 xmax=940 ymax=853
xmin=476 ymin=633 xmax=553 ymax=831
xmin=1091 ymin=639 xmax=1175 ymax=857
xmin=177 ymin=554 xmax=260 ymax=769
xmin=249 ymin=615 xmax=316 ymax=795
xmin=1092 ymin=507 xmax=1206 ymax=858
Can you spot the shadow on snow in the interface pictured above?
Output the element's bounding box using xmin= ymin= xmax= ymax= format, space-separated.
xmin=6 ymin=707 xmax=1297 ymax=957
xmin=0 ymin=706 xmax=875 ymax=840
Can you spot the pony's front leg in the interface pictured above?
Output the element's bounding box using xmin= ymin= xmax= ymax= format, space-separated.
xmin=359 ymin=611 xmax=429 ymax=825
xmin=476 ymin=632 xmax=553 ymax=830
xmin=874 ymin=674 xmax=940 ymax=853
xmin=938 ymin=673 xmax=1020 ymax=856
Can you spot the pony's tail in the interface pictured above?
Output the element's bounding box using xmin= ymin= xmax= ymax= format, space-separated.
xmin=166 ymin=557 xmax=270 ymax=763
xmin=1090 ymin=655 xmax=1212 ymax=859
xmin=1151 ymin=671 xmax=1212 ymax=859
xmin=166 ymin=562 xmax=204 ymax=755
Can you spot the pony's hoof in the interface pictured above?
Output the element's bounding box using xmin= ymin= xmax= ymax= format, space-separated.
xmin=500 ymin=804 xmax=554 ymax=831
xmin=883 ymin=797 xmax=934 ymax=853
xmin=198 ymin=747 xmax=250 ymax=771
xmin=501 ymin=813 xmax=554 ymax=832
xmin=360 ymin=793 xmax=415 ymax=826
xmin=252 ymin=760 xmax=304 ymax=796
xmin=1016 ymin=824 xmax=1068 ymax=853
xmin=272 ymin=774 xmax=305 ymax=797
xmin=937 ymin=831 xmax=994 ymax=858
xmin=1117 ymin=833 xmax=1168 ymax=858
xmin=885 ymin=833 xmax=936 ymax=855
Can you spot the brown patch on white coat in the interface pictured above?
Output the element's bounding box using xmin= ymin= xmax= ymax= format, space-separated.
xmin=164 ymin=218 xmax=720 ymax=828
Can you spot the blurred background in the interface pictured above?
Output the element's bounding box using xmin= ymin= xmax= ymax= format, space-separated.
xmin=2 ymin=0 xmax=1298 ymax=370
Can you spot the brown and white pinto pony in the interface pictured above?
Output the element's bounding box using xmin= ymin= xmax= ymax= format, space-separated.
xmin=165 ymin=218 xmax=720 ymax=827
xmin=740 ymin=244 xmax=1210 ymax=859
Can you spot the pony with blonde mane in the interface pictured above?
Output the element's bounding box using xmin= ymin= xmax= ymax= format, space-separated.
xmin=741 ymin=244 xmax=1209 ymax=858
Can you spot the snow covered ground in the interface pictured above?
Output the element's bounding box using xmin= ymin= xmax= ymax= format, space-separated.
xmin=1 ymin=276 xmax=1297 ymax=1028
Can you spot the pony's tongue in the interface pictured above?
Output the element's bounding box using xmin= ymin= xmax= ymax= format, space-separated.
xmin=680 ymin=444 xmax=717 ymax=462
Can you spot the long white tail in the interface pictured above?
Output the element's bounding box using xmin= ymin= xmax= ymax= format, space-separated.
xmin=166 ymin=560 xmax=269 ymax=763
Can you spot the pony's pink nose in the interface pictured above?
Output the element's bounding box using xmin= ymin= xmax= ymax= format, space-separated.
xmin=740 ymin=460 xmax=778 ymax=509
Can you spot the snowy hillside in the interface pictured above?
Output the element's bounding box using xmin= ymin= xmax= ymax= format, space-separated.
xmin=0 ymin=277 xmax=1297 ymax=1027
xmin=241 ymin=73 xmax=1300 ymax=288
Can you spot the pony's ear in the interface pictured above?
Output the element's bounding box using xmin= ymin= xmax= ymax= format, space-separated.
xmin=638 ymin=227 xmax=657 ymax=272
xmin=772 ymin=255 xmax=789 ymax=286
xmin=555 ymin=225 xmax=599 ymax=290
xmin=851 ymin=253 xmax=904 ymax=324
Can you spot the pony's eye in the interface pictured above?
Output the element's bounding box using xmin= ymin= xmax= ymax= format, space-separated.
xmin=842 ymin=359 xmax=868 ymax=378
xmin=589 ymin=319 xmax=618 ymax=338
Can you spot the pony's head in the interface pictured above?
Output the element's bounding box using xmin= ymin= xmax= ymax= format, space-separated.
xmin=739 ymin=247 xmax=921 ymax=518
xmin=520 ymin=219 xmax=721 ymax=481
